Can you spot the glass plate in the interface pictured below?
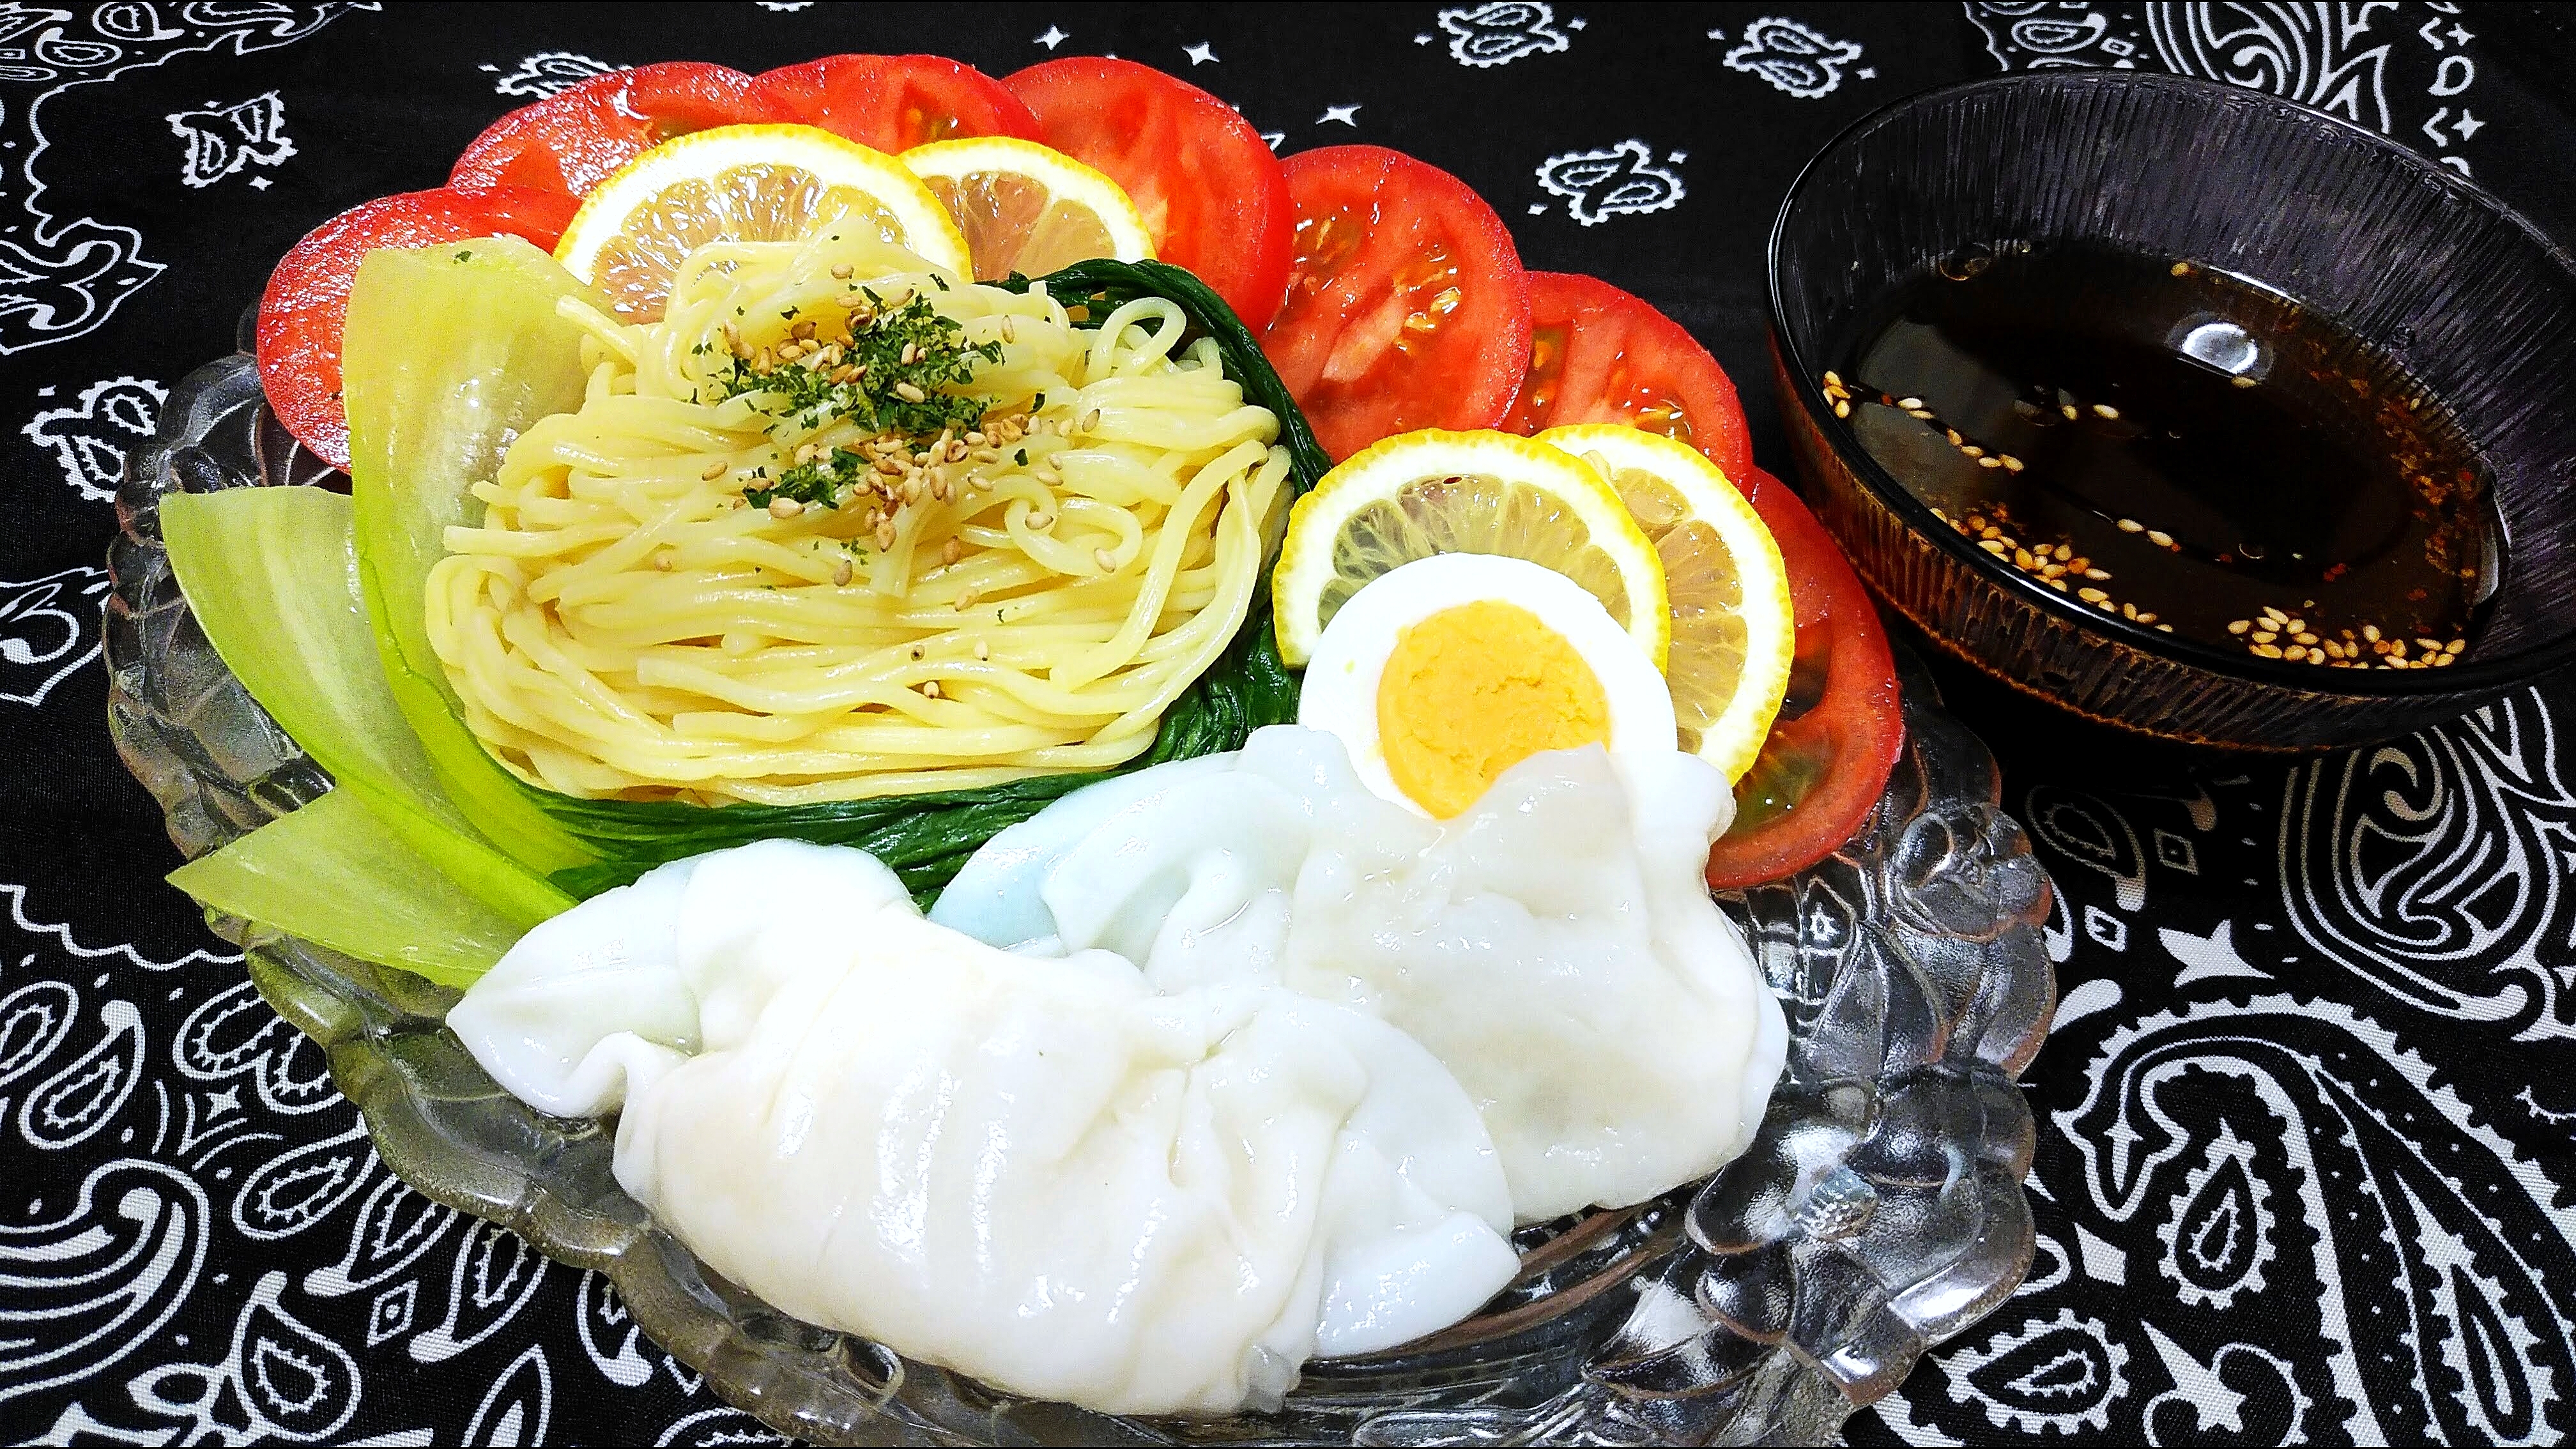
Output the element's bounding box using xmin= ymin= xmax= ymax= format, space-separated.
xmin=105 ymin=351 xmax=2057 ymax=1448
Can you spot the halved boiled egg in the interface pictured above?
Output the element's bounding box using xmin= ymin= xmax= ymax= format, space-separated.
xmin=1298 ymin=552 xmax=1680 ymax=818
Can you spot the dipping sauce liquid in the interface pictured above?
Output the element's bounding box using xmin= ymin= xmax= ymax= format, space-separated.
xmin=1827 ymin=244 xmax=2501 ymax=670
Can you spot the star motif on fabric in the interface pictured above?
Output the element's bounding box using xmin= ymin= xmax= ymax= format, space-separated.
xmin=206 ymin=1084 xmax=241 ymax=1116
xmin=1036 ymin=25 xmax=1068 ymax=49
xmin=1857 ymin=66 xmax=1876 ymax=79
xmin=2452 ymin=109 xmax=2484 ymax=139
xmin=1319 ymin=103 xmax=1360 ymax=126
xmin=1184 ymin=42 xmax=1217 ymax=65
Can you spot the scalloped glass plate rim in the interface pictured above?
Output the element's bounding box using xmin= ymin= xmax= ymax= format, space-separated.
xmin=104 ymin=349 xmax=2058 ymax=1448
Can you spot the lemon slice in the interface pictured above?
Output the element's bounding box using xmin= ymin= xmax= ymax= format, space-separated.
xmin=899 ymin=135 xmax=1155 ymax=282
xmin=554 ymin=123 xmax=972 ymax=321
xmin=1273 ymin=429 xmax=1668 ymax=671
xmin=1537 ymin=424 xmax=1793 ymax=779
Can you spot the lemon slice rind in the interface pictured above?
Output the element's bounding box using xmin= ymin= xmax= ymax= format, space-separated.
xmin=553 ymin=123 xmax=973 ymax=298
xmin=1271 ymin=428 xmax=1669 ymax=673
xmin=1536 ymin=424 xmax=1794 ymax=781
xmin=898 ymin=135 xmax=1154 ymax=280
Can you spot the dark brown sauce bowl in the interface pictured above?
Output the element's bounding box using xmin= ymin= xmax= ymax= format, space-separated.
xmin=1767 ymin=71 xmax=2576 ymax=751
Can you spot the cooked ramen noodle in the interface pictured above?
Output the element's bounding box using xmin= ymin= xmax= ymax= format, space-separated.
xmin=426 ymin=226 xmax=1291 ymax=804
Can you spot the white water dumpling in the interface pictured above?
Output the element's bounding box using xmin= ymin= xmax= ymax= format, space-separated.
xmin=448 ymin=840 xmax=1519 ymax=1416
xmin=934 ymin=726 xmax=1790 ymax=1223
xmin=448 ymin=732 xmax=1787 ymax=1416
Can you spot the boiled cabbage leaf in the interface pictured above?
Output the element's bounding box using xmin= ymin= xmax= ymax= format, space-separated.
xmin=169 ymin=787 xmax=524 ymax=986
xmin=341 ymin=236 xmax=600 ymax=877
xmin=160 ymin=484 xmax=571 ymax=929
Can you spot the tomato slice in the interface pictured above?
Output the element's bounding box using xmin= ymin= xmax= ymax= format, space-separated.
xmin=1262 ymin=145 xmax=1531 ymax=461
xmin=1501 ymin=272 xmax=1755 ymax=486
xmin=450 ymin=63 xmax=779 ymax=195
xmin=1705 ymin=470 xmax=1905 ymax=889
xmin=1002 ymin=57 xmax=1292 ymax=330
xmin=749 ymin=54 xmax=1040 ymax=153
xmin=255 ymin=187 xmax=579 ymax=470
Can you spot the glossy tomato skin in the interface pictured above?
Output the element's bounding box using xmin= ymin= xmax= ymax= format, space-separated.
xmin=255 ymin=187 xmax=580 ymax=470
xmin=750 ymin=54 xmax=1040 ymax=153
xmin=450 ymin=88 xmax=618 ymax=194
xmin=617 ymin=63 xmax=780 ymax=134
xmin=1003 ymin=57 xmax=1292 ymax=330
xmin=1263 ymin=146 xmax=1531 ymax=461
xmin=1501 ymin=272 xmax=1755 ymax=486
xmin=450 ymin=63 xmax=779 ymax=195
xmin=1704 ymin=468 xmax=1905 ymax=889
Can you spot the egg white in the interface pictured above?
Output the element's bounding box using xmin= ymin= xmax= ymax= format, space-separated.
xmin=1296 ymin=553 xmax=1680 ymax=816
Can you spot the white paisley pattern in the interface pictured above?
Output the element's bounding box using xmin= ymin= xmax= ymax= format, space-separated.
xmin=1941 ymin=1307 xmax=2133 ymax=1434
xmin=164 ymin=91 xmax=292 ymax=188
xmin=11 ymin=4 xmax=2576 ymax=1445
xmin=1721 ymin=15 xmax=1867 ymax=98
xmin=486 ymin=49 xmax=612 ymax=98
xmin=1436 ymin=2 xmax=1570 ymax=66
xmin=1965 ymin=0 xmax=2488 ymax=173
xmin=1534 ymin=139 xmax=1683 ymax=225
xmin=0 ymin=2 xmax=374 ymax=353
xmin=2057 ymin=993 xmax=2575 ymax=1443
xmin=0 ymin=567 xmax=109 ymax=706
xmin=2283 ymin=689 xmax=2576 ymax=1040
xmin=24 ymin=374 xmax=163 ymax=501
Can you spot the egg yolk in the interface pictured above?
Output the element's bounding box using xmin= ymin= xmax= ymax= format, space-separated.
xmin=1376 ymin=600 xmax=1610 ymax=818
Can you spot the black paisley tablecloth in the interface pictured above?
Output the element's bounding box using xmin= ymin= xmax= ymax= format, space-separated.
xmin=4 ymin=3 xmax=2572 ymax=1444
